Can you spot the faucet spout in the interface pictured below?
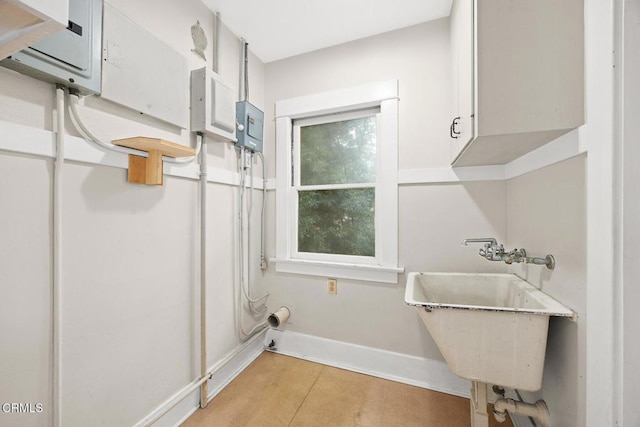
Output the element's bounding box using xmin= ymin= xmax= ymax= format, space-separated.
xmin=462 ymin=238 xmax=497 ymax=246
xmin=462 ymin=238 xmax=503 ymax=261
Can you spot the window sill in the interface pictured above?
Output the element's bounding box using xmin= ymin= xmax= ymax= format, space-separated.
xmin=270 ymin=258 xmax=404 ymax=284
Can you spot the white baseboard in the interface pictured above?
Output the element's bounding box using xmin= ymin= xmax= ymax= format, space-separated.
xmin=265 ymin=329 xmax=470 ymax=398
xmin=144 ymin=335 xmax=266 ymax=427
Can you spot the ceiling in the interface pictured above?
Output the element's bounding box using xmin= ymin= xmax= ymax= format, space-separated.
xmin=202 ymin=0 xmax=453 ymax=63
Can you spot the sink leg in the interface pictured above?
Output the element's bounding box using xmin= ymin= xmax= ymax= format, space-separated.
xmin=470 ymin=381 xmax=489 ymax=427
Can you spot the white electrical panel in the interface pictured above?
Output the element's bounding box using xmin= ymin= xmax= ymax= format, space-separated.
xmin=101 ymin=2 xmax=188 ymax=128
xmin=190 ymin=67 xmax=237 ymax=142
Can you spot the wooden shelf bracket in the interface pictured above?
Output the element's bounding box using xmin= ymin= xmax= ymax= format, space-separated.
xmin=113 ymin=137 xmax=196 ymax=186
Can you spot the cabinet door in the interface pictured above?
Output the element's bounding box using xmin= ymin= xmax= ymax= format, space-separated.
xmin=449 ymin=0 xmax=474 ymax=162
xmin=449 ymin=0 xmax=461 ymax=161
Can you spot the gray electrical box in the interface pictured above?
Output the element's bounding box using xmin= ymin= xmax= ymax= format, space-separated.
xmin=0 ymin=0 xmax=103 ymax=94
xmin=235 ymin=100 xmax=264 ymax=153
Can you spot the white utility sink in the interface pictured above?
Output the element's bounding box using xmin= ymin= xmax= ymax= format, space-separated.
xmin=405 ymin=272 xmax=575 ymax=391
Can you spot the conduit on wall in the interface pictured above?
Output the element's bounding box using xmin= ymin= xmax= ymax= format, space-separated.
xmin=67 ymin=91 xmax=201 ymax=164
xmin=237 ymin=147 xmax=269 ymax=339
xmin=42 ymin=11 xmax=272 ymax=426
xmin=132 ymin=329 xmax=267 ymax=427
xmin=257 ymin=152 xmax=268 ymax=270
xmin=198 ymin=133 xmax=208 ymax=409
xmin=53 ymin=84 xmax=65 ymax=427
xmin=235 ymin=38 xmax=270 ymax=340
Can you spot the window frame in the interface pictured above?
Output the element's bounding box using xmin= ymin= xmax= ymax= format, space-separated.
xmin=273 ymin=80 xmax=402 ymax=283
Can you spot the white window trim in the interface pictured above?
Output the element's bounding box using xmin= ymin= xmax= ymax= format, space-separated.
xmin=272 ymin=80 xmax=403 ymax=283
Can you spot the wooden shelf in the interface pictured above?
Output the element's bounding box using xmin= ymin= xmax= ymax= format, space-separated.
xmin=113 ymin=137 xmax=196 ymax=186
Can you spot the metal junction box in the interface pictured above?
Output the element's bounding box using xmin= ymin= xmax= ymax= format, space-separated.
xmin=235 ymin=100 xmax=263 ymax=153
xmin=0 ymin=0 xmax=103 ymax=94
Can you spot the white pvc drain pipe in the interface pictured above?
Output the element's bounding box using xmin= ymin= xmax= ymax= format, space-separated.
xmin=267 ymin=306 xmax=290 ymax=328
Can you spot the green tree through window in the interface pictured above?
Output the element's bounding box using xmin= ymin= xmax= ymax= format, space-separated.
xmin=297 ymin=115 xmax=376 ymax=257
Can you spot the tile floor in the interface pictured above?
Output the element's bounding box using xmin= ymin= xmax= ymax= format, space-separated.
xmin=181 ymin=351 xmax=513 ymax=427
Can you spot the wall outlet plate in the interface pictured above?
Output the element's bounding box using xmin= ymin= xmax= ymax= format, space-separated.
xmin=328 ymin=278 xmax=337 ymax=295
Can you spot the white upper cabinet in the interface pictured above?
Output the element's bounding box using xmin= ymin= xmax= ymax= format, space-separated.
xmin=0 ymin=0 xmax=69 ymax=60
xmin=448 ymin=0 xmax=584 ymax=166
xmin=449 ymin=0 xmax=474 ymax=161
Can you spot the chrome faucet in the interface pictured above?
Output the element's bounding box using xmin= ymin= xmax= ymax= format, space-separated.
xmin=462 ymin=238 xmax=503 ymax=261
xmin=462 ymin=238 xmax=555 ymax=269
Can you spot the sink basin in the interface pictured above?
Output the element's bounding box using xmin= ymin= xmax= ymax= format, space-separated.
xmin=405 ymin=272 xmax=575 ymax=391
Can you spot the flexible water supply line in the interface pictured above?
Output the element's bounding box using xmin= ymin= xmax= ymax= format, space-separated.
xmin=67 ymin=93 xmax=201 ymax=163
xmin=198 ymin=133 xmax=208 ymax=409
xmin=53 ymin=85 xmax=65 ymax=427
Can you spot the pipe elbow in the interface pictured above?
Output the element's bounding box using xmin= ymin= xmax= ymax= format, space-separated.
xmin=493 ymin=397 xmax=512 ymax=414
xmin=492 ymin=398 xmax=550 ymax=427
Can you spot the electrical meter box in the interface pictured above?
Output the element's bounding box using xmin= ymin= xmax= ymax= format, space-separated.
xmin=0 ymin=0 xmax=103 ymax=94
xmin=190 ymin=67 xmax=237 ymax=142
xmin=235 ymin=100 xmax=263 ymax=153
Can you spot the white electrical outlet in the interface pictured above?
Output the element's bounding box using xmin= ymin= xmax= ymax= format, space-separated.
xmin=328 ymin=278 xmax=337 ymax=295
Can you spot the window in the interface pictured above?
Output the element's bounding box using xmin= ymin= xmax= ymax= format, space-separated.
xmin=273 ymin=81 xmax=402 ymax=283
xmin=296 ymin=111 xmax=377 ymax=259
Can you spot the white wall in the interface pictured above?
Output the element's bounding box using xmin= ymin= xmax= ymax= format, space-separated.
xmin=265 ymin=19 xmax=456 ymax=172
xmin=263 ymin=20 xmax=509 ymax=360
xmin=0 ymin=0 xmax=266 ymax=425
xmin=0 ymin=154 xmax=52 ymax=426
xmin=61 ymin=164 xmax=198 ymax=425
xmin=500 ymin=0 xmax=621 ymax=424
xmin=507 ymin=156 xmax=587 ymax=427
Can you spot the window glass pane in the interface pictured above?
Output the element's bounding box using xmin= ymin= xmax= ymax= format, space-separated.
xmin=298 ymin=188 xmax=375 ymax=257
xmin=300 ymin=116 xmax=376 ymax=186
